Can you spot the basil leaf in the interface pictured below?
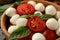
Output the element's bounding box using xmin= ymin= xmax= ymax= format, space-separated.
xmin=0 ymin=4 xmax=12 ymax=18
xmin=0 ymin=4 xmax=11 ymax=13
xmin=28 ymin=13 xmax=40 ymax=18
xmin=40 ymin=14 xmax=54 ymax=20
xmin=8 ymin=26 xmax=31 ymax=40
xmin=20 ymin=13 xmax=41 ymax=18
xmin=0 ymin=4 xmax=11 ymax=10
xmin=20 ymin=13 xmax=54 ymax=20
xmin=34 ymin=13 xmax=41 ymax=16
xmin=14 ymin=1 xmax=24 ymax=6
xmin=20 ymin=15 xmax=30 ymax=18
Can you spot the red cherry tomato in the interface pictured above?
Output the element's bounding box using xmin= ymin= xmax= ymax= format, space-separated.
xmin=17 ymin=4 xmax=35 ymax=15
xmin=27 ymin=16 xmax=46 ymax=32
xmin=43 ymin=29 xmax=56 ymax=40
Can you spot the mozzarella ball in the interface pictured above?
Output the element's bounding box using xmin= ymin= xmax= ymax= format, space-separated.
xmin=16 ymin=18 xmax=27 ymax=27
xmin=8 ymin=26 xmax=18 ymax=34
xmin=45 ymin=5 xmax=56 ymax=16
xmin=56 ymin=28 xmax=60 ymax=36
xmin=32 ymin=33 xmax=46 ymax=40
xmin=28 ymin=1 xmax=36 ymax=7
xmin=46 ymin=18 xmax=58 ymax=30
xmin=34 ymin=11 xmax=43 ymax=15
xmin=57 ymin=19 xmax=60 ymax=36
xmin=35 ymin=3 xmax=45 ymax=12
xmin=5 ymin=7 xmax=16 ymax=17
xmin=56 ymin=11 xmax=60 ymax=19
xmin=10 ymin=14 xmax=20 ymax=25
xmin=58 ymin=19 xmax=60 ymax=28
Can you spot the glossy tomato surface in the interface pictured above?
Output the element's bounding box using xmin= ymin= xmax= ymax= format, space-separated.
xmin=17 ymin=4 xmax=35 ymax=15
xmin=43 ymin=29 xmax=56 ymax=40
xmin=27 ymin=16 xmax=46 ymax=32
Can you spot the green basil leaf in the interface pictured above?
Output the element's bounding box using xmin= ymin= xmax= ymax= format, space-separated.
xmin=0 ymin=4 xmax=11 ymax=10
xmin=0 ymin=4 xmax=12 ymax=18
xmin=14 ymin=1 xmax=24 ymax=6
xmin=0 ymin=4 xmax=11 ymax=13
xmin=34 ymin=13 xmax=41 ymax=17
xmin=40 ymin=14 xmax=54 ymax=20
xmin=20 ymin=13 xmax=54 ymax=20
xmin=8 ymin=26 xmax=31 ymax=40
xmin=20 ymin=15 xmax=30 ymax=18
xmin=20 ymin=13 xmax=41 ymax=18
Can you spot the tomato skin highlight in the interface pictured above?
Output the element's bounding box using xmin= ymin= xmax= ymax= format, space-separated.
xmin=27 ymin=16 xmax=46 ymax=32
xmin=17 ymin=4 xmax=35 ymax=15
xmin=43 ymin=29 xmax=56 ymax=40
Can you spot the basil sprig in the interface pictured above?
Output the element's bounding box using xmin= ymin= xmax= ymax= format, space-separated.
xmin=8 ymin=26 xmax=31 ymax=40
xmin=14 ymin=1 xmax=24 ymax=6
xmin=20 ymin=13 xmax=40 ymax=18
xmin=20 ymin=13 xmax=54 ymax=20
xmin=40 ymin=14 xmax=54 ymax=20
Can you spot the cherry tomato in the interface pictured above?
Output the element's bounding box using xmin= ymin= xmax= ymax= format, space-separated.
xmin=27 ymin=16 xmax=46 ymax=32
xmin=43 ymin=29 xmax=56 ymax=40
xmin=17 ymin=4 xmax=35 ymax=15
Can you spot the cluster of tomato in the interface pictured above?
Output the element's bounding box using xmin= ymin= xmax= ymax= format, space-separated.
xmin=17 ymin=4 xmax=56 ymax=40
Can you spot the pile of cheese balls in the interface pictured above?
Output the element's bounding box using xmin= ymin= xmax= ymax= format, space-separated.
xmin=5 ymin=1 xmax=60 ymax=40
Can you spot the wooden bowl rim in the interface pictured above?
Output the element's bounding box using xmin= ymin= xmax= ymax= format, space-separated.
xmin=1 ymin=0 xmax=60 ymax=38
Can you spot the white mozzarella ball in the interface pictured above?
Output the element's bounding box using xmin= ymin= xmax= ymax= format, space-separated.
xmin=45 ymin=5 xmax=56 ymax=16
xmin=35 ymin=3 xmax=45 ymax=12
xmin=34 ymin=11 xmax=43 ymax=15
xmin=10 ymin=14 xmax=20 ymax=25
xmin=5 ymin=7 xmax=16 ymax=17
xmin=28 ymin=1 xmax=36 ymax=7
xmin=58 ymin=19 xmax=60 ymax=28
xmin=8 ymin=26 xmax=18 ymax=34
xmin=46 ymin=18 xmax=58 ymax=30
xmin=16 ymin=18 xmax=27 ymax=27
xmin=56 ymin=11 xmax=60 ymax=19
xmin=56 ymin=28 xmax=60 ymax=36
xmin=32 ymin=33 xmax=46 ymax=40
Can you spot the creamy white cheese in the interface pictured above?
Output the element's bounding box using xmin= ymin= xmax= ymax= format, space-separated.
xmin=45 ymin=5 xmax=56 ymax=16
xmin=34 ymin=11 xmax=43 ymax=15
xmin=46 ymin=18 xmax=58 ymax=30
xmin=58 ymin=19 xmax=60 ymax=28
xmin=5 ymin=7 xmax=16 ymax=17
xmin=16 ymin=18 xmax=27 ymax=27
xmin=35 ymin=3 xmax=45 ymax=12
xmin=8 ymin=26 xmax=18 ymax=34
xmin=56 ymin=28 xmax=60 ymax=36
xmin=28 ymin=1 xmax=36 ymax=7
xmin=56 ymin=19 xmax=60 ymax=36
xmin=55 ymin=11 xmax=60 ymax=19
xmin=32 ymin=33 xmax=46 ymax=40
xmin=10 ymin=14 xmax=20 ymax=25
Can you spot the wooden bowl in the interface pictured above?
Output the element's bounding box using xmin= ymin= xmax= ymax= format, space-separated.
xmin=1 ymin=0 xmax=60 ymax=38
